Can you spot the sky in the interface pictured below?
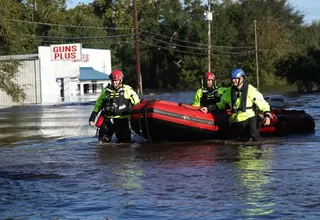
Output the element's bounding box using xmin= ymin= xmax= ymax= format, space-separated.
xmin=67 ymin=0 xmax=320 ymax=24
xmin=289 ymin=0 xmax=320 ymax=23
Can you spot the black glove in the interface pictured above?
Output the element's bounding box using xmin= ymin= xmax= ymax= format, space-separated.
xmin=207 ymin=104 xmax=217 ymax=113
xmin=89 ymin=111 xmax=97 ymax=122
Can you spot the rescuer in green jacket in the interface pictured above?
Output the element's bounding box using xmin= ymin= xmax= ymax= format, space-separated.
xmin=192 ymin=72 xmax=226 ymax=113
xmin=212 ymin=68 xmax=272 ymax=141
xmin=89 ymin=70 xmax=140 ymax=143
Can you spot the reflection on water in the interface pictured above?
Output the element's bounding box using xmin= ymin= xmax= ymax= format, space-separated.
xmin=156 ymin=144 xmax=277 ymax=218
xmin=233 ymin=145 xmax=275 ymax=217
xmin=98 ymin=146 xmax=145 ymax=191
xmin=0 ymin=91 xmax=320 ymax=219
xmin=0 ymin=104 xmax=95 ymax=146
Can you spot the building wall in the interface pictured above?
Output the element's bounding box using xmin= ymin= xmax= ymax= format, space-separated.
xmin=38 ymin=46 xmax=112 ymax=103
xmin=0 ymin=59 xmax=41 ymax=108
xmin=0 ymin=46 xmax=112 ymax=107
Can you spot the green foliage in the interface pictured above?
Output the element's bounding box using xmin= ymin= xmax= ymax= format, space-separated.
xmin=275 ymin=53 xmax=318 ymax=92
xmin=1 ymin=0 xmax=320 ymax=94
xmin=0 ymin=0 xmax=32 ymax=54
xmin=0 ymin=60 xmax=26 ymax=103
xmin=64 ymin=5 xmax=107 ymax=48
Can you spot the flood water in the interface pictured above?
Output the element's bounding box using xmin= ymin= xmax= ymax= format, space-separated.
xmin=1 ymin=90 xmax=320 ymax=219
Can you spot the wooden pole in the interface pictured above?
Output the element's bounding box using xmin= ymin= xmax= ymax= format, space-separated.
xmin=254 ymin=20 xmax=259 ymax=89
xmin=133 ymin=0 xmax=142 ymax=95
xmin=207 ymin=0 xmax=212 ymax=72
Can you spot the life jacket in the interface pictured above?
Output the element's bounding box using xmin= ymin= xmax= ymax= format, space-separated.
xmin=200 ymin=86 xmax=221 ymax=106
xmin=231 ymin=81 xmax=251 ymax=113
xmin=217 ymin=84 xmax=270 ymax=123
xmin=103 ymin=84 xmax=132 ymax=116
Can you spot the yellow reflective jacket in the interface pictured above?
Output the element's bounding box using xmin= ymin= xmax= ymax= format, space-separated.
xmin=216 ymin=84 xmax=270 ymax=122
xmin=192 ymin=86 xmax=227 ymax=107
xmin=92 ymin=84 xmax=140 ymax=119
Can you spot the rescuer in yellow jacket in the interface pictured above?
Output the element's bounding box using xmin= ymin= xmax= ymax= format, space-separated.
xmin=89 ymin=70 xmax=140 ymax=143
xmin=192 ymin=72 xmax=227 ymax=113
xmin=214 ymin=68 xmax=272 ymax=141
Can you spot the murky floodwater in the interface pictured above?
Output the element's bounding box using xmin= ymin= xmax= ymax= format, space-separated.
xmin=1 ymin=90 xmax=320 ymax=219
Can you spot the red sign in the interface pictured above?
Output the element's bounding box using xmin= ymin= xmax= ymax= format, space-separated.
xmin=50 ymin=43 xmax=82 ymax=61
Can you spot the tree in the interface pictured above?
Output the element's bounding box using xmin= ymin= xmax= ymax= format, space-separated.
xmin=226 ymin=0 xmax=304 ymax=86
xmin=0 ymin=60 xmax=26 ymax=103
xmin=64 ymin=4 xmax=107 ymax=49
xmin=0 ymin=0 xmax=31 ymax=54
xmin=0 ymin=0 xmax=319 ymax=93
xmin=275 ymin=54 xmax=317 ymax=92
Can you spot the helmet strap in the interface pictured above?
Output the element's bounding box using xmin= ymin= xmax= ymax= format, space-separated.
xmin=236 ymin=78 xmax=244 ymax=88
xmin=232 ymin=78 xmax=243 ymax=89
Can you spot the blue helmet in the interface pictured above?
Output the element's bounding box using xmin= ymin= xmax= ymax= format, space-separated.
xmin=231 ymin=68 xmax=246 ymax=79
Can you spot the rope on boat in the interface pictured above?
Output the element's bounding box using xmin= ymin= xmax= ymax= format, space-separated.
xmin=178 ymin=102 xmax=201 ymax=111
xmin=142 ymin=99 xmax=157 ymax=143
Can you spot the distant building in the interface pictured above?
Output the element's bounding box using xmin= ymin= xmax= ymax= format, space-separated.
xmin=0 ymin=46 xmax=111 ymax=108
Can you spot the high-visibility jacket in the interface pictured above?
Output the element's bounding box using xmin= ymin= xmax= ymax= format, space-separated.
xmin=192 ymin=86 xmax=227 ymax=107
xmin=92 ymin=84 xmax=140 ymax=119
xmin=216 ymin=84 xmax=270 ymax=123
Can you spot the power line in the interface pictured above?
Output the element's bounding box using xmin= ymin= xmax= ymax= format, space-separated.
xmin=4 ymin=18 xmax=295 ymax=54
xmin=9 ymin=32 xmax=255 ymax=56
xmin=254 ymin=18 xmax=305 ymax=27
xmin=11 ymin=34 xmax=134 ymax=40
xmin=140 ymin=33 xmax=206 ymax=50
xmin=140 ymin=40 xmax=254 ymax=57
xmin=32 ymin=40 xmax=134 ymax=45
xmin=3 ymin=18 xmax=133 ymax=30
xmin=141 ymin=30 xmax=256 ymax=49
xmin=140 ymin=41 xmax=207 ymax=56
xmin=3 ymin=18 xmax=257 ymax=49
xmin=141 ymin=34 xmax=255 ymax=55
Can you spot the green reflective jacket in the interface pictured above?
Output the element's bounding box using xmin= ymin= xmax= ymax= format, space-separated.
xmin=216 ymin=84 xmax=270 ymax=122
xmin=92 ymin=84 xmax=140 ymax=119
xmin=192 ymin=86 xmax=227 ymax=107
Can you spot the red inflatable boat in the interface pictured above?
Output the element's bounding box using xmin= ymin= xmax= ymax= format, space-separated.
xmin=130 ymin=99 xmax=315 ymax=142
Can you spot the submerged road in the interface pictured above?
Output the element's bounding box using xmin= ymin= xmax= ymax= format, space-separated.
xmin=0 ymin=91 xmax=319 ymax=219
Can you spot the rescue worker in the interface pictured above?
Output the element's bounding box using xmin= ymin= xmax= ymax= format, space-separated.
xmin=213 ymin=68 xmax=272 ymax=141
xmin=192 ymin=72 xmax=226 ymax=113
xmin=88 ymin=70 xmax=140 ymax=143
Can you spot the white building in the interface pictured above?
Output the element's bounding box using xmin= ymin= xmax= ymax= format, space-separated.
xmin=0 ymin=45 xmax=112 ymax=107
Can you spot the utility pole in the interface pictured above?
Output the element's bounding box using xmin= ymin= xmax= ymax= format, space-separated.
xmin=133 ymin=0 xmax=142 ymax=95
xmin=254 ymin=20 xmax=259 ymax=90
xmin=207 ymin=0 xmax=213 ymax=72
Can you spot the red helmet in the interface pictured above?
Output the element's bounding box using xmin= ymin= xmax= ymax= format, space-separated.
xmin=109 ymin=70 xmax=124 ymax=81
xmin=204 ymin=72 xmax=215 ymax=81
